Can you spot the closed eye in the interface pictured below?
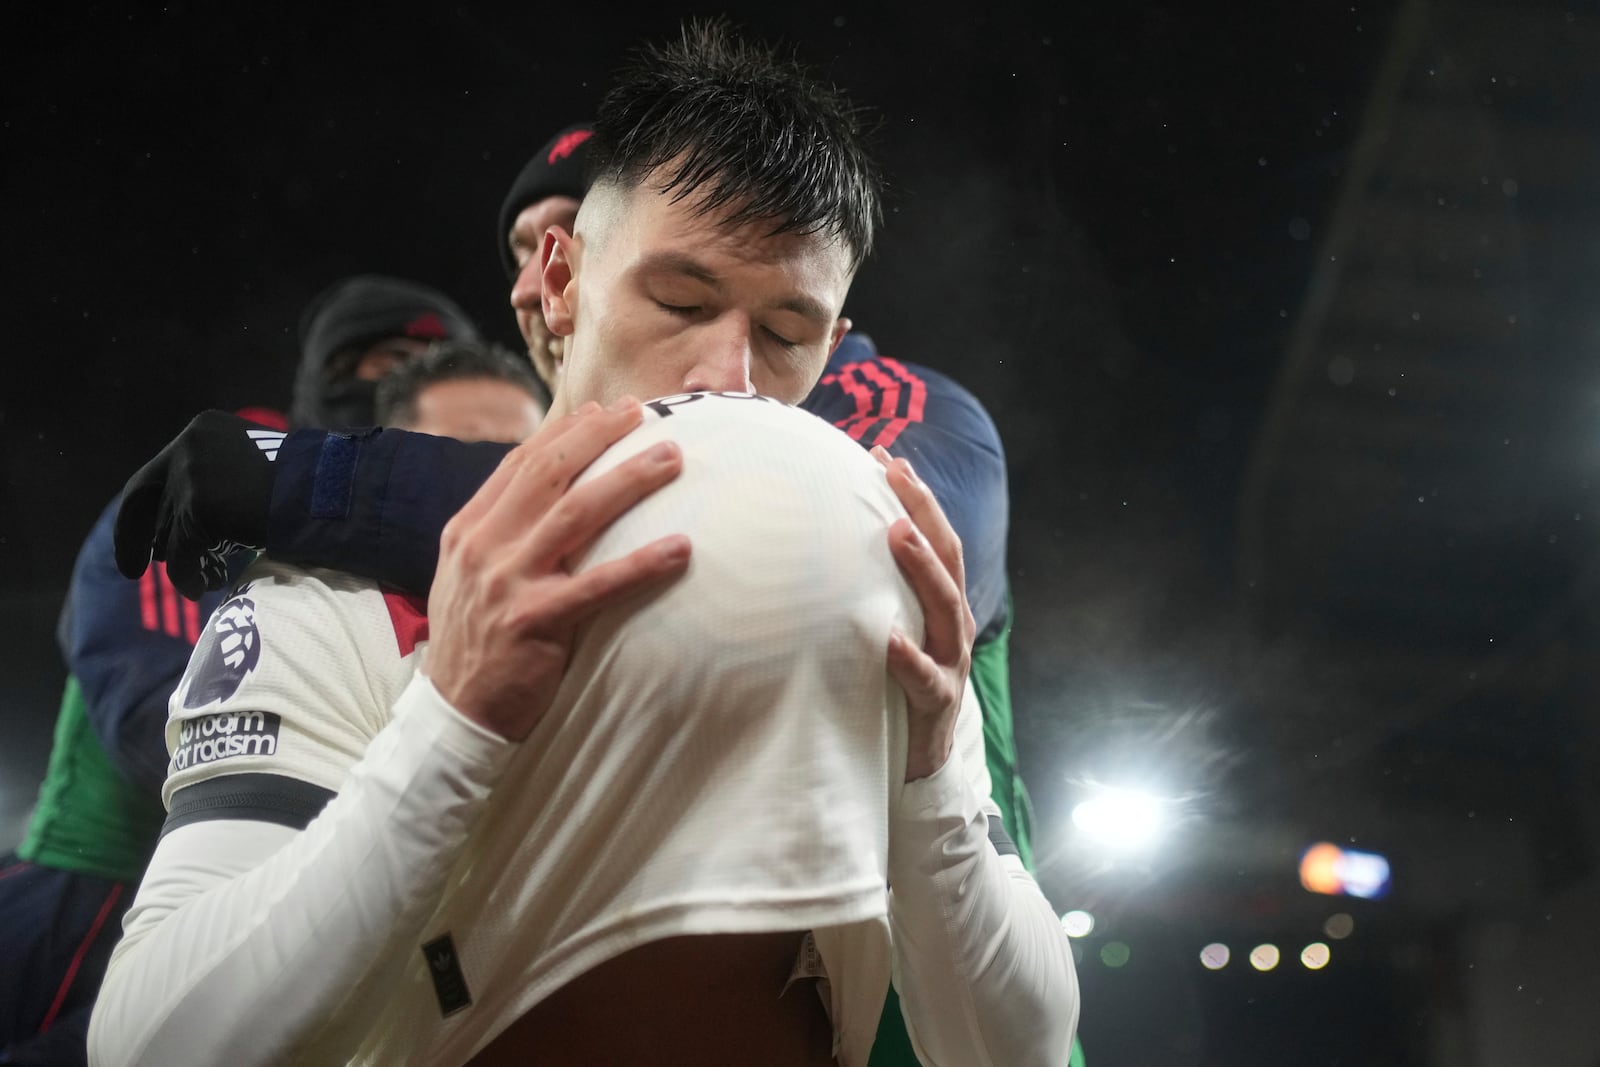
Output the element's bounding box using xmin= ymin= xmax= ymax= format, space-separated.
xmin=656 ymin=301 xmax=699 ymax=317
xmin=763 ymin=326 xmax=799 ymax=349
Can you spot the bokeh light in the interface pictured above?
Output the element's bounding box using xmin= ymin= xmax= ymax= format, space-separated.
xmin=1200 ymin=943 xmax=1231 ymax=970
xmin=1299 ymin=843 xmax=1344 ymax=895
xmin=1299 ymin=842 xmax=1392 ymax=899
xmin=1301 ymin=942 xmax=1331 ymax=970
xmin=1249 ymin=944 xmax=1281 ymax=971
xmin=1323 ymin=912 xmax=1355 ymax=940
xmin=1060 ymin=910 xmax=1096 ymax=938
xmin=1101 ymin=941 xmax=1132 ymax=968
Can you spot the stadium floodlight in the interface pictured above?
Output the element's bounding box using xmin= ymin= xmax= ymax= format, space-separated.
xmin=1071 ymin=785 xmax=1169 ymax=851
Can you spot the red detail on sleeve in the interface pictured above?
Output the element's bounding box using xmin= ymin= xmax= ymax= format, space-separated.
xmin=139 ymin=569 xmax=158 ymax=631
xmin=857 ymin=358 xmax=928 ymax=450
xmin=233 ymin=406 xmax=288 ymax=431
xmin=879 ymin=358 xmax=927 ymax=422
xmin=821 ymin=356 xmax=929 ymax=450
xmin=37 ymin=881 xmax=124 ymax=1035
xmin=548 ymin=129 xmax=593 ymax=164
xmin=157 ymin=563 xmax=181 ymax=638
xmin=822 ymin=366 xmax=876 ymax=441
xmin=855 ymin=361 xmax=904 ymax=439
xmin=383 ymin=591 xmax=431 ymax=657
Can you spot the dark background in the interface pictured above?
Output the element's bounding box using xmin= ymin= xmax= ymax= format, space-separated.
xmin=4 ymin=2 xmax=1598 ymax=1064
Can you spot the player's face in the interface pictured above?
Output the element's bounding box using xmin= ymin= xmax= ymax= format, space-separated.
xmin=508 ymin=195 xmax=583 ymax=388
xmin=400 ymin=378 xmax=544 ymax=443
xmin=540 ymin=180 xmax=853 ymax=415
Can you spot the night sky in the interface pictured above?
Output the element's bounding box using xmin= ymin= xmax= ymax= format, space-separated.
xmin=5 ymin=3 xmax=1597 ymax=1064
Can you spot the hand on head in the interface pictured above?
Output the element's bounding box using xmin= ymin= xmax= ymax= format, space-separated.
xmin=426 ymin=398 xmax=690 ymax=741
xmin=873 ymin=446 xmax=976 ymax=782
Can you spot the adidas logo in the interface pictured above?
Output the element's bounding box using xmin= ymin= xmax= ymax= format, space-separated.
xmin=246 ymin=429 xmax=285 ymax=462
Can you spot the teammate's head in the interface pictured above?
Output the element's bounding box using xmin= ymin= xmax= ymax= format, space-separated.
xmin=293 ymin=275 xmax=481 ymax=428
xmin=536 ymin=21 xmax=882 ymax=416
xmin=503 ymin=123 xmax=592 ymax=387
xmin=375 ymin=340 xmax=545 ymax=443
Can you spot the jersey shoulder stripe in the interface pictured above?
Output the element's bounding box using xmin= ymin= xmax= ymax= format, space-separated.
xmin=812 ymin=355 xmax=930 ymax=450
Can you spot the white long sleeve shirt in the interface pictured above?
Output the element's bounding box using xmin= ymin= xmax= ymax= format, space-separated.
xmin=89 ymin=394 xmax=1077 ymax=1066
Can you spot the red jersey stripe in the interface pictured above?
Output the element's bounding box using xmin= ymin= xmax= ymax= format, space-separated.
xmin=37 ymin=882 xmax=124 ymax=1034
xmin=156 ymin=563 xmax=181 ymax=638
xmin=880 ymin=357 xmax=928 ymax=422
xmin=821 ymin=365 xmax=877 ymax=441
xmin=852 ymin=363 xmax=902 ymax=446
xmin=855 ymin=358 xmax=928 ymax=450
xmin=139 ymin=569 xmax=158 ymax=631
xmin=819 ymin=357 xmax=930 ymax=449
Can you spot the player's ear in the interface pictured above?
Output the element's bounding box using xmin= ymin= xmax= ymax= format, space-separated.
xmin=827 ymin=316 xmax=853 ymax=357
xmin=542 ymin=227 xmax=578 ymax=338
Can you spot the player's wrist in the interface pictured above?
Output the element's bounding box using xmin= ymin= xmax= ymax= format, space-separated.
xmin=427 ymin=656 xmax=539 ymax=744
xmin=406 ymin=672 xmax=520 ymax=759
xmin=904 ymin=734 xmax=955 ymax=782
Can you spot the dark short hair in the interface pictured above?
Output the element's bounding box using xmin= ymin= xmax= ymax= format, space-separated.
xmin=588 ymin=20 xmax=882 ymax=269
xmin=375 ymin=340 xmax=545 ymax=428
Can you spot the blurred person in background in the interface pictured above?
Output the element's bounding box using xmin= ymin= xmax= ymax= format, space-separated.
xmin=375 ymin=340 xmax=545 ymax=443
xmin=0 ymin=276 xmax=479 ymax=1067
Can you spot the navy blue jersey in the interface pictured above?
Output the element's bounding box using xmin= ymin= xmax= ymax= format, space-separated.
xmin=802 ymin=333 xmax=1009 ymax=639
xmin=265 ymin=332 xmax=1010 ymax=637
xmin=57 ymin=499 xmax=230 ymax=795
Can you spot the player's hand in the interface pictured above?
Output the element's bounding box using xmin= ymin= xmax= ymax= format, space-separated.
xmin=874 ymin=446 xmax=976 ymax=782
xmin=428 ymin=397 xmax=691 ymax=742
xmin=114 ymin=410 xmax=283 ymax=599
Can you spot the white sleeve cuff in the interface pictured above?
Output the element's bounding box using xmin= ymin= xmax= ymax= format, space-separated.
xmin=90 ymin=672 xmax=517 ymax=1067
xmin=404 ymin=670 xmax=518 ymax=779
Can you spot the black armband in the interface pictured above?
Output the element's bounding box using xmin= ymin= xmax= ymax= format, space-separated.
xmin=987 ymin=814 xmax=1020 ymax=860
xmin=163 ymin=773 xmax=337 ymax=837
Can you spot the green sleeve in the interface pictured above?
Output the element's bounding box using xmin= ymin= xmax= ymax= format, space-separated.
xmin=18 ymin=674 xmax=167 ymax=881
xmin=967 ymin=604 xmax=1035 ymax=870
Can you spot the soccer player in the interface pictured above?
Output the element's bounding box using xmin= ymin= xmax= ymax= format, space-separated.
xmin=497 ymin=120 xmax=1037 ymax=872
xmin=117 ymin=118 xmax=1060 ymax=1067
xmin=456 ymin=119 xmax=1051 ymax=1066
xmin=0 ymin=276 xmax=478 ymax=1067
xmin=92 ymin=24 xmax=1078 ymax=1067
xmin=126 ymin=134 xmax=1037 ymax=881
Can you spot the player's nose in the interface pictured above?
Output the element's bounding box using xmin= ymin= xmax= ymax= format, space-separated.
xmin=509 ymin=256 xmax=543 ymax=311
xmin=680 ymin=324 xmax=755 ymax=394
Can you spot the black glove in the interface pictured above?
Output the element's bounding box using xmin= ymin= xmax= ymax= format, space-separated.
xmin=113 ymin=410 xmax=282 ymax=599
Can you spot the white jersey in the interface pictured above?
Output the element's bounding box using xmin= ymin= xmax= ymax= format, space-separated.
xmin=133 ymin=393 xmax=942 ymax=1065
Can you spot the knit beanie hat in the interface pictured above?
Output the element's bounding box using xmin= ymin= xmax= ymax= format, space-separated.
xmin=291 ymin=274 xmax=480 ymax=427
xmin=496 ymin=122 xmax=594 ymax=279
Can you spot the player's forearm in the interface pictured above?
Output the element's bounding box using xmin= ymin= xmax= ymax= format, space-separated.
xmin=268 ymin=427 xmax=512 ymax=594
xmin=89 ymin=674 xmax=513 ymax=1067
xmin=887 ymin=746 xmax=1080 ymax=1067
